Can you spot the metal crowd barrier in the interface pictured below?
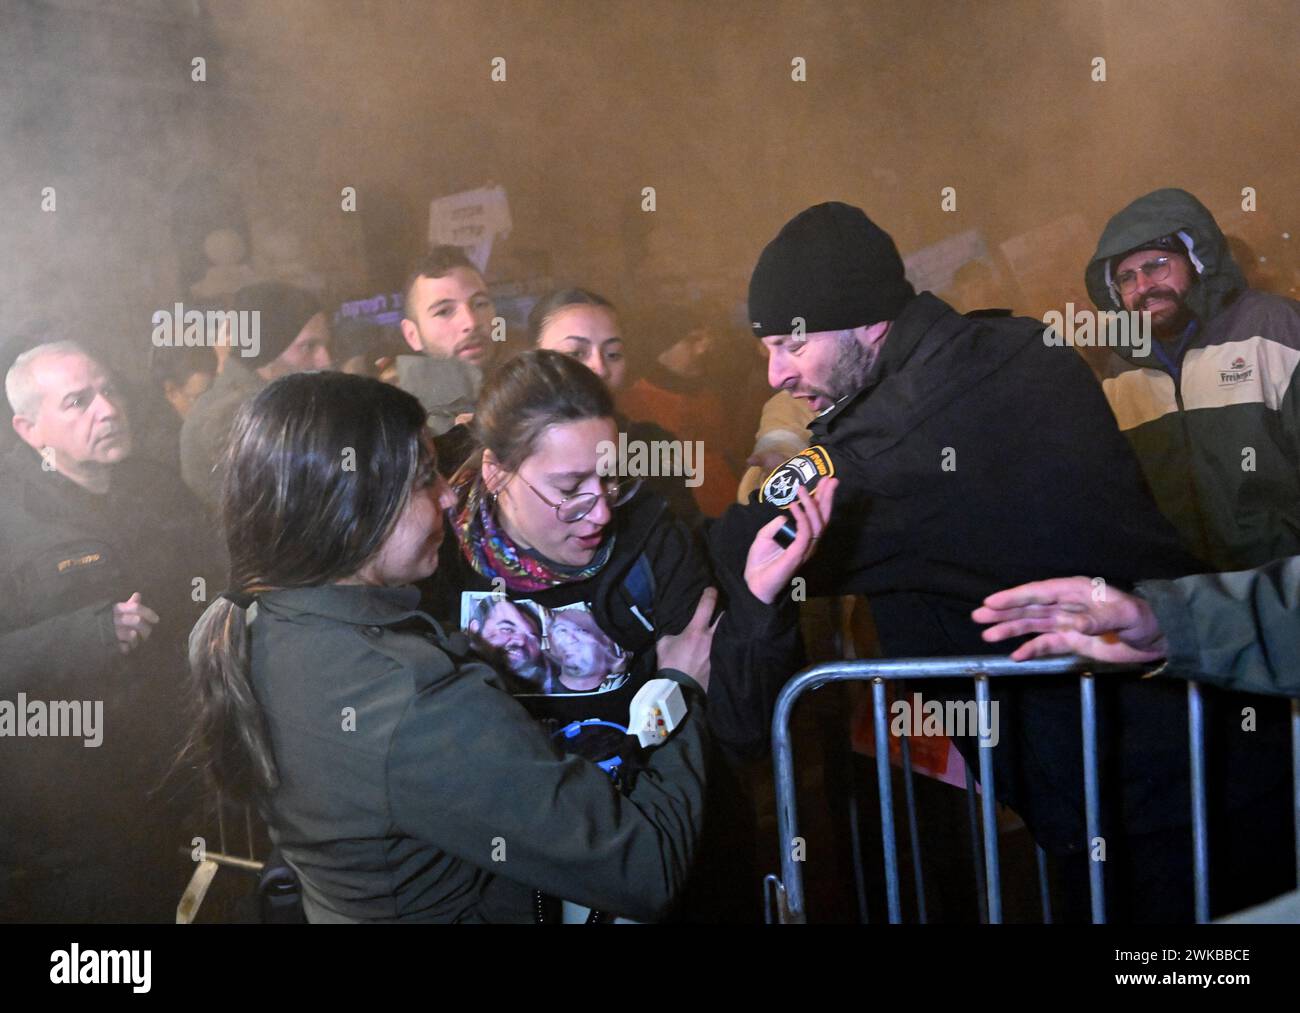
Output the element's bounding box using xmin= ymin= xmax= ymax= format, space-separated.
xmin=176 ymin=794 xmax=266 ymax=924
xmin=764 ymin=655 xmax=1300 ymax=924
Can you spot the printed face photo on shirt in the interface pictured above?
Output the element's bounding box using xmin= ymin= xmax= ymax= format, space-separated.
xmin=459 ymin=593 xmax=631 ymax=696
xmin=544 ymin=604 xmax=630 ymax=694
xmin=462 ymin=593 xmax=555 ymax=691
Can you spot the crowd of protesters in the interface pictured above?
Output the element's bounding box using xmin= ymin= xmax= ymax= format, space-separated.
xmin=3 ymin=186 xmax=1300 ymax=924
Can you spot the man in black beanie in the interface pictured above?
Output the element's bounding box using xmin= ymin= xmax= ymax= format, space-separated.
xmin=748 ymin=201 xmax=915 ymax=414
xmin=180 ymin=281 xmax=332 ymax=509
xmin=711 ymin=201 xmax=1293 ymax=921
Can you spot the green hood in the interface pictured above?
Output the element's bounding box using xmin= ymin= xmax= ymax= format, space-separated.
xmin=1084 ymin=187 xmax=1246 ymax=325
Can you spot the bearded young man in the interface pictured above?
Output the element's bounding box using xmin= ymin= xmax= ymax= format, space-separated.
xmin=1086 ymin=188 xmax=1300 ymax=572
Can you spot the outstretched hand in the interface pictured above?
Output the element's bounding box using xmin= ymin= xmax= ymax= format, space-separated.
xmin=971 ymin=576 xmax=1168 ymax=664
xmin=743 ymin=478 xmax=839 ymax=605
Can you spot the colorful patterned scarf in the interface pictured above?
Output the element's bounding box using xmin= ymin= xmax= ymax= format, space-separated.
xmin=450 ymin=467 xmax=613 ymax=593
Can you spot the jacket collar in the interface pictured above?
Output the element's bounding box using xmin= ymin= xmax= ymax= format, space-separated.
xmin=603 ymin=484 xmax=666 ymax=568
xmin=259 ymin=584 xmax=426 ymax=626
xmin=6 ymin=441 xmax=120 ymax=518
xmin=812 ymin=292 xmax=960 ymax=434
xmin=871 ymin=292 xmax=954 ymax=380
xmin=810 ymin=293 xmax=1041 ymax=464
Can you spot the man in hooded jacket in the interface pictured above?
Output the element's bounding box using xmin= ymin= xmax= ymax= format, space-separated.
xmin=1085 ymin=187 xmax=1300 ymax=572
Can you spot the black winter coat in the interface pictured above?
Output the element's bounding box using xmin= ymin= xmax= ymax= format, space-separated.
xmin=713 ymin=292 xmax=1290 ymax=853
xmin=0 ymin=444 xmax=219 ymax=919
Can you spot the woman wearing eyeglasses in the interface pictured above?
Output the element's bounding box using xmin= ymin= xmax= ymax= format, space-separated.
xmin=431 ymin=349 xmax=836 ymax=921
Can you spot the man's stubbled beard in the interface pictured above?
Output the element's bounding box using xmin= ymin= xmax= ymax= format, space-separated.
xmin=814 ymin=329 xmax=878 ymax=404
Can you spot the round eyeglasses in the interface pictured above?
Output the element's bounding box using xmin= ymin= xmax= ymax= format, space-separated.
xmin=1114 ymin=255 xmax=1174 ymax=295
xmin=515 ymin=474 xmax=643 ymax=523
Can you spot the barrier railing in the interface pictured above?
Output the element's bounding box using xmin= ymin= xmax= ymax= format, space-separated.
xmin=764 ymin=655 xmax=1300 ymax=924
xmin=176 ymin=794 xmax=265 ymax=924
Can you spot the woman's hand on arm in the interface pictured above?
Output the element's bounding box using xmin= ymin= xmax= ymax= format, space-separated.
xmin=655 ymin=586 xmax=720 ymax=692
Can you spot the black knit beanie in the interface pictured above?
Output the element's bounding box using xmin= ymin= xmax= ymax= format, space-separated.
xmin=232 ymin=282 xmax=322 ymax=365
xmin=748 ymin=202 xmax=915 ymax=338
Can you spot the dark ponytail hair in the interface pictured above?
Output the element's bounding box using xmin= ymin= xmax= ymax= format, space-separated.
xmin=185 ymin=372 xmax=432 ymax=801
xmin=470 ymin=348 xmax=615 ymax=473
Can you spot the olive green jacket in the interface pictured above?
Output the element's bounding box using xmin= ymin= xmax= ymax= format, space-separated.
xmin=1139 ymin=556 xmax=1300 ymax=698
xmin=247 ymin=584 xmax=708 ymax=923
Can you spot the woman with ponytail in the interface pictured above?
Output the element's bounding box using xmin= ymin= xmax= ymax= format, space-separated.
xmin=185 ymin=370 xmax=716 ymax=922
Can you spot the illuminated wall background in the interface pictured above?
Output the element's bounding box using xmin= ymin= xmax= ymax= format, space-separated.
xmin=1 ymin=0 xmax=1295 ymax=371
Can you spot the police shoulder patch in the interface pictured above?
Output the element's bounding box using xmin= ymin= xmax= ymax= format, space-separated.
xmin=759 ymin=446 xmax=835 ymax=507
